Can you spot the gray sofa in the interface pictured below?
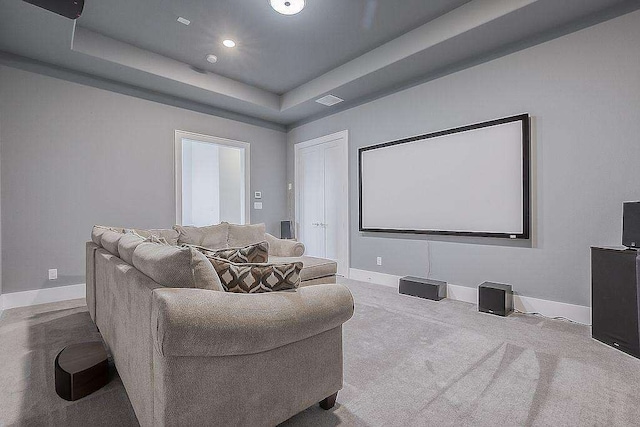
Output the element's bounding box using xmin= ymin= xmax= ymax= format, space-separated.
xmin=86 ymin=223 xmax=354 ymax=426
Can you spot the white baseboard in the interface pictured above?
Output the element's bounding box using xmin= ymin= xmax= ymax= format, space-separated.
xmin=348 ymin=269 xmax=591 ymax=325
xmin=0 ymin=283 xmax=86 ymax=311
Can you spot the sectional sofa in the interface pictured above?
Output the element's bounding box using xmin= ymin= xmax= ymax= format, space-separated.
xmin=85 ymin=222 xmax=354 ymax=426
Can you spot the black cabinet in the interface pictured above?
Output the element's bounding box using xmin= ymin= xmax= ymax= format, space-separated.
xmin=591 ymin=246 xmax=640 ymax=358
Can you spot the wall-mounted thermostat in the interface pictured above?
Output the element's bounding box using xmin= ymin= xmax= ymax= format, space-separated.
xmin=254 ymin=191 xmax=262 ymax=199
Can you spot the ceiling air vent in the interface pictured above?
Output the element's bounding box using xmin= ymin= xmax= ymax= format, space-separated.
xmin=315 ymin=94 xmax=344 ymax=106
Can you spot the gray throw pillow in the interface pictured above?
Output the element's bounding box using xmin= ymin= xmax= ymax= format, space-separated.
xmin=132 ymin=242 xmax=224 ymax=291
xmin=208 ymin=257 xmax=302 ymax=293
xmin=191 ymin=241 xmax=269 ymax=264
xmin=174 ymin=223 xmax=229 ymax=249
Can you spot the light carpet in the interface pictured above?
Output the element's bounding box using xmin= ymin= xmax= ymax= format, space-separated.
xmin=1 ymin=279 xmax=639 ymax=426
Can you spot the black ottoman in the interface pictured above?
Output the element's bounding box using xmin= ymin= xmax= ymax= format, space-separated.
xmin=55 ymin=341 xmax=109 ymax=401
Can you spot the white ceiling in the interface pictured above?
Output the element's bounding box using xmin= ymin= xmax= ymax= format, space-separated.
xmin=0 ymin=0 xmax=638 ymax=129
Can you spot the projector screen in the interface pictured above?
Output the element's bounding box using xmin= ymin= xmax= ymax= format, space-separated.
xmin=359 ymin=114 xmax=530 ymax=238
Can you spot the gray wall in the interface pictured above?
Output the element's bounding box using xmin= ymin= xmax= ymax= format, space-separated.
xmin=287 ymin=10 xmax=640 ymax=307
xmin=0 ymin=65 xmax=287 ymax=294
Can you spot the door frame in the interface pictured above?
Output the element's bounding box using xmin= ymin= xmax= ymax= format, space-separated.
xmin=294 ymin=130 xmax=349 ymax=277
xmin=174 ymin=130 xmax=251 ymax=225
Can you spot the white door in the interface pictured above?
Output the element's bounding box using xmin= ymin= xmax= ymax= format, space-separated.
xmin=295 ymin=131 xmax=349 ymax=277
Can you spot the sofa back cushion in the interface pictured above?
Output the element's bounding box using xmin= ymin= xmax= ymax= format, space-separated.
xmin=100 ymin=230 xmax=124 ymax=256
xmin=129 ymin=228 xmax=179 ymax=246
xmin=118 ymin=233 xmax=146 ymax=264
xmin=132 ymin=242 xmax=223 ymax=291
xmin=228 ymin=223 xmax=266 ymax=247
xmin=91 ymin=225 xmax=124 ymax=246
xmin=190 ymin=241 xmax=269 ymax=264
xmin=174 ymin=223 xmax=229 ymax=249
xmin=208 ymin=257 xmax=302 ymax=293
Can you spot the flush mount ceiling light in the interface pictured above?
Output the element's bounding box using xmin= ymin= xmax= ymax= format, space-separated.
xmin=222 ymin=39 xmax=236 ymax=48
xmin=206 ymin=54 xmax=218 ymax=64
xmin=315 ymin=94 xmax=344 ymax=106
xmin=270 ymin=0 xmax=305 ymax=15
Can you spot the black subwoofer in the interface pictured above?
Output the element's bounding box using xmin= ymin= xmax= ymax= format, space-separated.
xmin=478 ymin=282 xmax=513 ymax=316
xmin=399 ymin=276 xmax=446 ymax=301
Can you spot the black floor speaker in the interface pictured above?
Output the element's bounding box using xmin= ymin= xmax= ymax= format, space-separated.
xmin=478 ymin=282 xmax=513 ymax=316
xmin=280 ymin=220 xmax=293 ymax=239
xmin=399 ymin=277 xmax=446 ymax=301
xmin=591 ymin=246 xmax=640 ymax=358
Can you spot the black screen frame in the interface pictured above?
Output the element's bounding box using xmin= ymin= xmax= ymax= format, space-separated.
xmin=358 ymin=114 xmax=531 ymax=239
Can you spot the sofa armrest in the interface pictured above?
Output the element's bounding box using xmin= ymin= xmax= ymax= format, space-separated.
xmin=151 ymin=284 xmax=354 ymax=357
xmin=265 ymin=233 xmax=305 ymax=257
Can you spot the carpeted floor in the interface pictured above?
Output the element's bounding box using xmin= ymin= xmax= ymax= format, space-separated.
xmin=2 ymin=279 xmax=640 ymax=426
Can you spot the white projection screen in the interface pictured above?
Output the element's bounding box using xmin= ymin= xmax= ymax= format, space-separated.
xmin=359 ymin=115 xmax=530 ymax=238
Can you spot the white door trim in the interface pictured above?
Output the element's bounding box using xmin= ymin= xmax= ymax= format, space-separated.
xmin=174 ymin=130 xmax=251 ymax=225
xmin=294 ymin=130 xmax=350 ymax=277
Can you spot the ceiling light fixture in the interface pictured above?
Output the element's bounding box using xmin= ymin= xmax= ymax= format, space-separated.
xmin=206 ymin=54 xmax=218 ymax=64
xmin=270 ymin=0 xmax=305 ymax=15
xmin=315 ymin=94 xmax=344 ymax=106
xmin=222 ymin=39 xmax=236 ymax=48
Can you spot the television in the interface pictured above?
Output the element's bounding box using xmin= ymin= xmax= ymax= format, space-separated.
xmin=359 ymin=114 xmax=530 ymax=238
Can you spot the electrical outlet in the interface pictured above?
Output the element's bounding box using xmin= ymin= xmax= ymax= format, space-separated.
xmin=376 ymin=257 xmax=382 ymax=266
xmin=48 ymin=269 xmax=57 ymax=280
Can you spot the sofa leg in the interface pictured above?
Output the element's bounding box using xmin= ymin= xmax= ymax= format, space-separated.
xmin=319 ymin=392 xmax=338 ymax=410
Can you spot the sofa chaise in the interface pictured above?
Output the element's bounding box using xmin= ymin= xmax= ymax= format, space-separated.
xmin=85 ymin=222 xmax=354 ymax=426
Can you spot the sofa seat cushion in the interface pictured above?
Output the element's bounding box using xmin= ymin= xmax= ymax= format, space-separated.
xmin=174 ymin=223 xmax=229 ymax=249
xmin=228 ymin=223 xmax=266 ymax=247
xmin=132 ymin=242 xmax=224 ymax=291
xmin=268 ymin=256 xmax=337 ymax=282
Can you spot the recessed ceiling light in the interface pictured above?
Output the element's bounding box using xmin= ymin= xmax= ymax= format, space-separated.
xmin=316 ymin=94 xmax=344 ymax=106
xmin=177 ymin=17 xmax=191 ymax=25
xmin=206 ymin=54 xmax=218 ymax=64
xmin=222 ymin=39 xmax=236 ymax=48
xmin=270 ymin=0 xmax=305 ymax=15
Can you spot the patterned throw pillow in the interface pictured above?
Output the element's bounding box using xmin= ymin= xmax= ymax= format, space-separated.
xmin=190 ymin=241 xmax=269 ymax=263
xmin=208 ymin=257 xmax=302 ymax=293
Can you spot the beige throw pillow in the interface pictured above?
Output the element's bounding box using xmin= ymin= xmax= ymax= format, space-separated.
xmin=208 ymin=257 xmax=302 ymax=293
xmin=190 ymin=241 xmax=269 ymax=264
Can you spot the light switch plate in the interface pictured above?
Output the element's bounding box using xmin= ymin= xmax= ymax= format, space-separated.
xmin=254 ymin=202 xmax=263 ymax=210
